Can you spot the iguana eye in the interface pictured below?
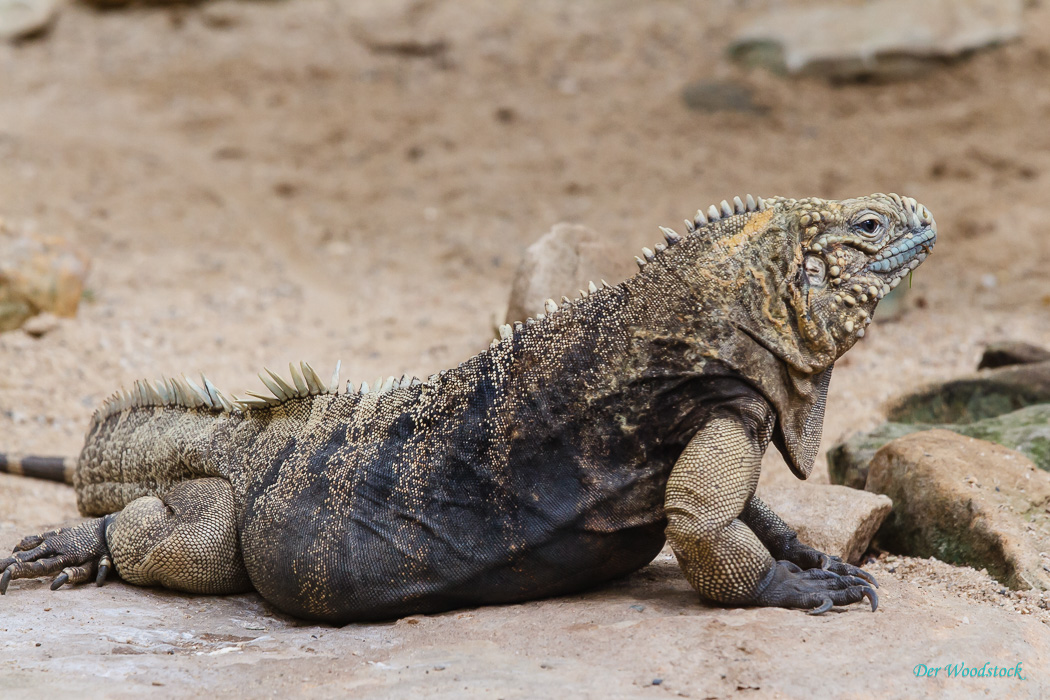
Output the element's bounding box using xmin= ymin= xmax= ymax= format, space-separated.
xmin=803 ymin=255 xmax=826 ymax=285
xmin=854 ymin=213 xmax=884 ymax=238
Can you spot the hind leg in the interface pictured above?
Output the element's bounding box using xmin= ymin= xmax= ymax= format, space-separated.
xmin=2 ymin=477 xmax=251 ymax=595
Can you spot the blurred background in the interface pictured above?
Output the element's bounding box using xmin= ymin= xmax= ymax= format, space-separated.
xmin=0 ymin=0 xmax=1048 ymax=482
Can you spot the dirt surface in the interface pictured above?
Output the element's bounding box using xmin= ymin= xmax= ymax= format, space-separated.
xmin=2 ymin=0 xmax=1050 ymax=696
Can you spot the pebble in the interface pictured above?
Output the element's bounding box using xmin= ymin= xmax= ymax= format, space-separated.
xmin=22 ymin=312 xmax=59 ymax=338
xmin=680 ymin=81 xmax=766 ymax=115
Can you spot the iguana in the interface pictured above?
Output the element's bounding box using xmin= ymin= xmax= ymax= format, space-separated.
xmin=0 ymin=193 xmax=935 ymax=623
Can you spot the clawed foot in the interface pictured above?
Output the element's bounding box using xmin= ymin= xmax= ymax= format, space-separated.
xmin=775 ymin=541 xmax=879 ymax=589
xmin=1 ymin=516 xmax=114 ymax=595
xmin=755 ymin=560 xmax=878 ymax=615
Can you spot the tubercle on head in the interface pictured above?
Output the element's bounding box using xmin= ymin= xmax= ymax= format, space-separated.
xmin=791 ymin=193 xmax=936 ymax=352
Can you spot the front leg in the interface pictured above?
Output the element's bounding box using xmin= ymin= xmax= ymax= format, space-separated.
xmin=740 ymin=495 xmax=878 ymax=588
xmin=664 ymin=400 xmax=877 ymax=614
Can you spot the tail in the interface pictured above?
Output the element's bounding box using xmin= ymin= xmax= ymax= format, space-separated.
xmin=0 ymin=454 xmax=76 ymax=484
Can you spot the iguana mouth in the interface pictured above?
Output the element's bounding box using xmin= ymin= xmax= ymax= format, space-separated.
xmin=865 ymin=197 xmax=937 ymax=282
xmin=866 ymin=226 xmax=936 ymax=277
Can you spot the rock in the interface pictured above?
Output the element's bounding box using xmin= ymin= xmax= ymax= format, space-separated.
xmin=21 ymin=311 xmax=59 ymax=337
xmin=79 ymin=0 xmax=190 ymax=6
xmin=505 ymin=223 xmax=633 ymax=325
xmin=866 ymin=430 xmax=1050 ymax=591
xmin=978 ymin=341 xmax=1050 ymax=370
xmin=829 ymin=355 xmax=1050 ymax=488
xmin=199 ymin=2 xmax=245 ymax=31
xmin=828 ymin=422 xmax=919 ymax=490
xmin=0 ymin=219 xmax=90 ymax=333
xmin=680 ymin=80 xmax=766 ymax=115
xmin=756 ymin=482 xmax=892 ymax=565
xmin=729 ymin=0 xmax=1023 ymax=81
xmin=886 ymin=360 xmax=1050 ymax=425
xmin=829 ymin=403 xmax=1050 ymax=489
xmin=0 ymin=0 xmax=58 ymax=42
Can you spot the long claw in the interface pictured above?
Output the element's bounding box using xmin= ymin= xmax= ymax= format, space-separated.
xmin=96 ymin=556 xmax=111 ymax=587
xmin=807 ymin=597 xmax=833 ymax=615
xmin=853 ymin=568 xmax=879 ymax=588
xmin=862 ymin=587 xmax=879 ymax=612
xmin=0 ymin=567 xmax=11 ymax=595
xmin=50 ymin=572 xmax=69 ymax=591
xmin=757 ymin=561 xmax=884 ymax=613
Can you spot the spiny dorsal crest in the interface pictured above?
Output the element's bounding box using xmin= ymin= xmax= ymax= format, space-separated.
xmin=92 ymin=361 xmax=425 ymax=421
xmin=239 ymin=361 xmax=341 ymax=409
xmin=93 ymin=372 xmax=237 ymax=423
xmin=490 ymin=194 xmax=767 ymax=347
xmin=240 ymin=362 xmax=422 ymax=410
xmin=97 ymin=195 xmax=771 ymax=422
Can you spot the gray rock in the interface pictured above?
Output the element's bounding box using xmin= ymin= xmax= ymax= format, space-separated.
xmin=680 ymin=80 xmax=766 ymax=115
xmin=829 ymin=358 xmax=1050 ymax=488
xmin=978 ymin=341 xmax=1050 ymax=370
xmin=505 ymin=223 xmax=633 ymax=325
xmin=886 ymin=360 xmax=1050 ymax=425
xmin=829 ymin=403 xmax=1050 ymax=489
xmin=828 ymin=422 xmax=920 ymax=490
xmin=867 ymin=430 xmax=1050 ymax=591
xmin=757 ymin=482 xmax=892 ymax=565
xmin=79 ymin=0 xmax=195 ymax=6
xmin=0 ymin=0 xmax=57 ymax=42
xmin=729 ymin=0 xmax=1023 ymax=80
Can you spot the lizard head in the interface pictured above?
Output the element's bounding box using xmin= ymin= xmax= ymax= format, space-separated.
xmin=664 ymin=193 xmax=935 ymax=478
xmin=711 ymin=193 xmax=935 ymax=477
xmin=775 ymin=193 xmax=936 ymax=364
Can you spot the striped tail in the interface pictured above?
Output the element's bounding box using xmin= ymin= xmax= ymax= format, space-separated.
xmin=0 ymin=454 xmax=76 ymax=484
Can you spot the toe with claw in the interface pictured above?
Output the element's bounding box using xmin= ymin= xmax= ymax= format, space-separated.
xmin=1 ymin=515 xmax=115 ymax=595
xmin=755 ymin=560 xmax=879 ymax=614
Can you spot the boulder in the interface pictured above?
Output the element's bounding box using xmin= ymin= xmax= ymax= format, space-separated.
xmin=977 ymin=341 xmax=1050 ymax=370
xmin=828 ymin=422 xmax=920 ymax=490
xmin=886 ymin=360 xmax=1050 ymax=425
xmin=0 ymin=219 xmax=90 ymax=333
xmin=866 ymin=430 xmax=1050 ymax=591
xmin=755 ymin=482 xmax=892 ymax=565
xmin=828 ymin=403 xmax=1050 ymax=489
xmin=505 ymin=223 xmax=632 ymax=325
xmin=729 ymin=0 xmax=1023 ymax=81
xmin=829 ymin=350 xmax=1050 ymax=488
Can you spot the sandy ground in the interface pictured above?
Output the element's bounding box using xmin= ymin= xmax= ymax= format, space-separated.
xmin=1 ymin=0 xmax=1050 ymax=697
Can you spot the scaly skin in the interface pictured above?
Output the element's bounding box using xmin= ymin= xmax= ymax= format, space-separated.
xmin=0 ymin=193 xmax=935 ymax=623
